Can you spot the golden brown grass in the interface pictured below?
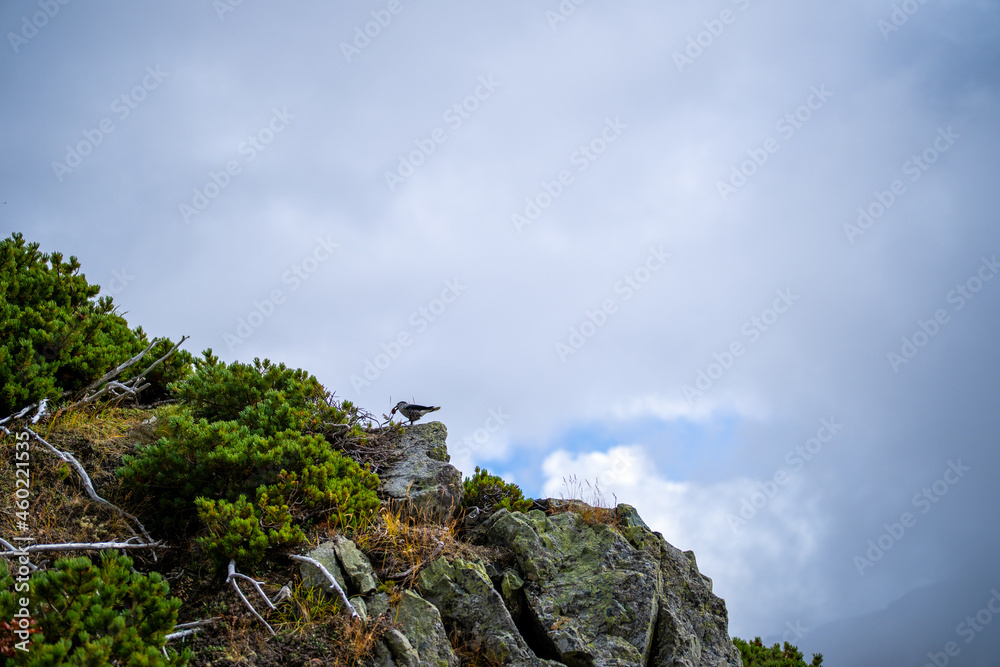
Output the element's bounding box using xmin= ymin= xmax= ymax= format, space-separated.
xmin=0 ymin=404 xmax=157 ymax=549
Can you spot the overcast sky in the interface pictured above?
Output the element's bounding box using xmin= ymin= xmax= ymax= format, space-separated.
xmin=3 ymin=1 xmax=1000 ymax=664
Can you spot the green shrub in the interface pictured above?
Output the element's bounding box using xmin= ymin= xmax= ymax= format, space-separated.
xmin=0 ymin=551 xmax=190 ymax=665
xmin=194 ymin=494 xmax=295 ymax=565
xmin=733 ymin=636 xmax=823 ymax=666
xmin=170 ymin=350 xmax=358 ymax=432
xmin=462 ymin=466 xmax=533 ymax=517
xmin=118 ymin=356 xmax=380 ymax=563
xmin=0 ymin=232 xmax=192 ymax=416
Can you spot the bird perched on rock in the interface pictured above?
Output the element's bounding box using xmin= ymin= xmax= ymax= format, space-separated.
xmin=391 ymin=401 xmax=441 ymax=425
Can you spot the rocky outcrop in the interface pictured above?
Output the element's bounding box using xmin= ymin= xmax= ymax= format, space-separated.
xmin=479 ymin=508 xmax=660 ymax=665
xmin=378 ymin=422 xmax=463 ymax=522
xmin=473 ymin=505 xmax=741 ymax=667
xmin=300 ymin=423 xmax=742 ymax=667
xmin=416 ymin=557 xmax=563 ymax=667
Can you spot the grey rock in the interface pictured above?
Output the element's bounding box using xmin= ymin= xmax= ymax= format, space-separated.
xmin=480 ymin=504 xmax=743 ymax=667
xmin=332 ymin=535 xmax=378 ymax=595
xmin=353 ymin=596 xmax=369 ymax=624
xmin=384 ymin=628 xmax=420 ymax=667
xmin=372 ymin=640 xmax=399 ymax=667
xmin=396 ymin=589 xmax=460 ymax=667
xmin=368 ymin=591 xmax=392 ymax=619
xmin=484 ymin=508 xmax=659 ymax=665
xmin=417 ymin=556 xmax=562 ymax=667
xmin=297 ymin=541 xmax=348 ymax=594
xmin=650 ymin=537 xmax=742 ymax=667
xmin=299 ymin=537 xmax=379 ymax=600
xmin=378 ymin=422 xmax=463 ymax=522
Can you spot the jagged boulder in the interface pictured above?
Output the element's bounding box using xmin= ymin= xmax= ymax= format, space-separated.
xmin=650 ymin=538 xmax=740 ymax=666
xmin=482 ymin=508 xmax=659 ymax=665
xmin=475 ymin=504 xmax=742 ymax=667
xmin=395 ymin=590 xmax=460 ymax=667
xmin=417 ymin=557 xmax=563 ymax=667
xmin=378 ymin=421 xmax=463 ymax=521
xmin=331 ymin=535 xmax=378 ymax=596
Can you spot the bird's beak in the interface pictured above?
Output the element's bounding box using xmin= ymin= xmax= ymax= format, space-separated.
xmin=390 ymin=407 xmax=397 ymax=415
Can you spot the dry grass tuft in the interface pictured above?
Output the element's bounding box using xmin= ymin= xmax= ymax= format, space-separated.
xmin=552 ymin=474 xmax=620 ymax=528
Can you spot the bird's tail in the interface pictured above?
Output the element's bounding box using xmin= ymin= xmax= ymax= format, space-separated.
xmin=429 ymin=406 xmax=441 ymax=413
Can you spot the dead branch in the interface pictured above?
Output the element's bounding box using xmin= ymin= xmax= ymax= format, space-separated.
xmin=0 ymin=539 xmax=166 ymax=556
xmin=23 ymin=427 xmax=157 ymax=553
xmin=64 ymin=335 xmax=189 ymax=411
xmin=30 ymin=398 xmax=49 ymax=424
xmin=289 ymin=554 xmax=361 ymax=621
xmin=0 ymin=402 xmax=38 ymax=429
xmin=0 ymin=538 xmax=39 ymax=571
xmin=164 ymin=617 xmax=222 ymax=643
xmin=77 ymin=338 xmax=159 ymax=396
xmin=130 ymin=335 xmax=186 ymax=388
xmin=227 ymin=559 xmax=287 ymax=635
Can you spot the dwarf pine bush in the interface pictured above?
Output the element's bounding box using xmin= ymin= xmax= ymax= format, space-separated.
xmin=462 ymin=466 xmax=533 ymax=516
xmin=0 ymin=551 xmax=190 ymax=665
xmin=118 ymin=353 xmax=380 ymax=564
xmin=0 ymin=232 xmax=192 ymax=416
xmin=733 ymin=637 xmax=823 ymax=666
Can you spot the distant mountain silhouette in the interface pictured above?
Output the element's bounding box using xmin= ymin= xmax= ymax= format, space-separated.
xmin=771 ymin=575 xmax=1000 ymax=667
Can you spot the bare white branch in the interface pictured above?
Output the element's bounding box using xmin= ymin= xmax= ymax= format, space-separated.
xmin=164 ymin=617 xmax=222 ymax=643
xmin=0 ymin=538 xmax=39 ymax=571
xmin=0 ymin=539 xmax=166 ymax=556
xmin=131 ymin=335 xmax=188 ymax=388
xmin=64 ymin=334 xmax=189 ymax=411
xmin=23 ymin=427 xmax=157 ymax=552
xmin=227 ymin=559 xmax=275 ymax=635
xmin=289 ymin=554 xmax=360 ymax=621
xmin=31 ymin=398 xmax=49 ymax=424
xmin=78 ymin=338 xmax=159 ymax=396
